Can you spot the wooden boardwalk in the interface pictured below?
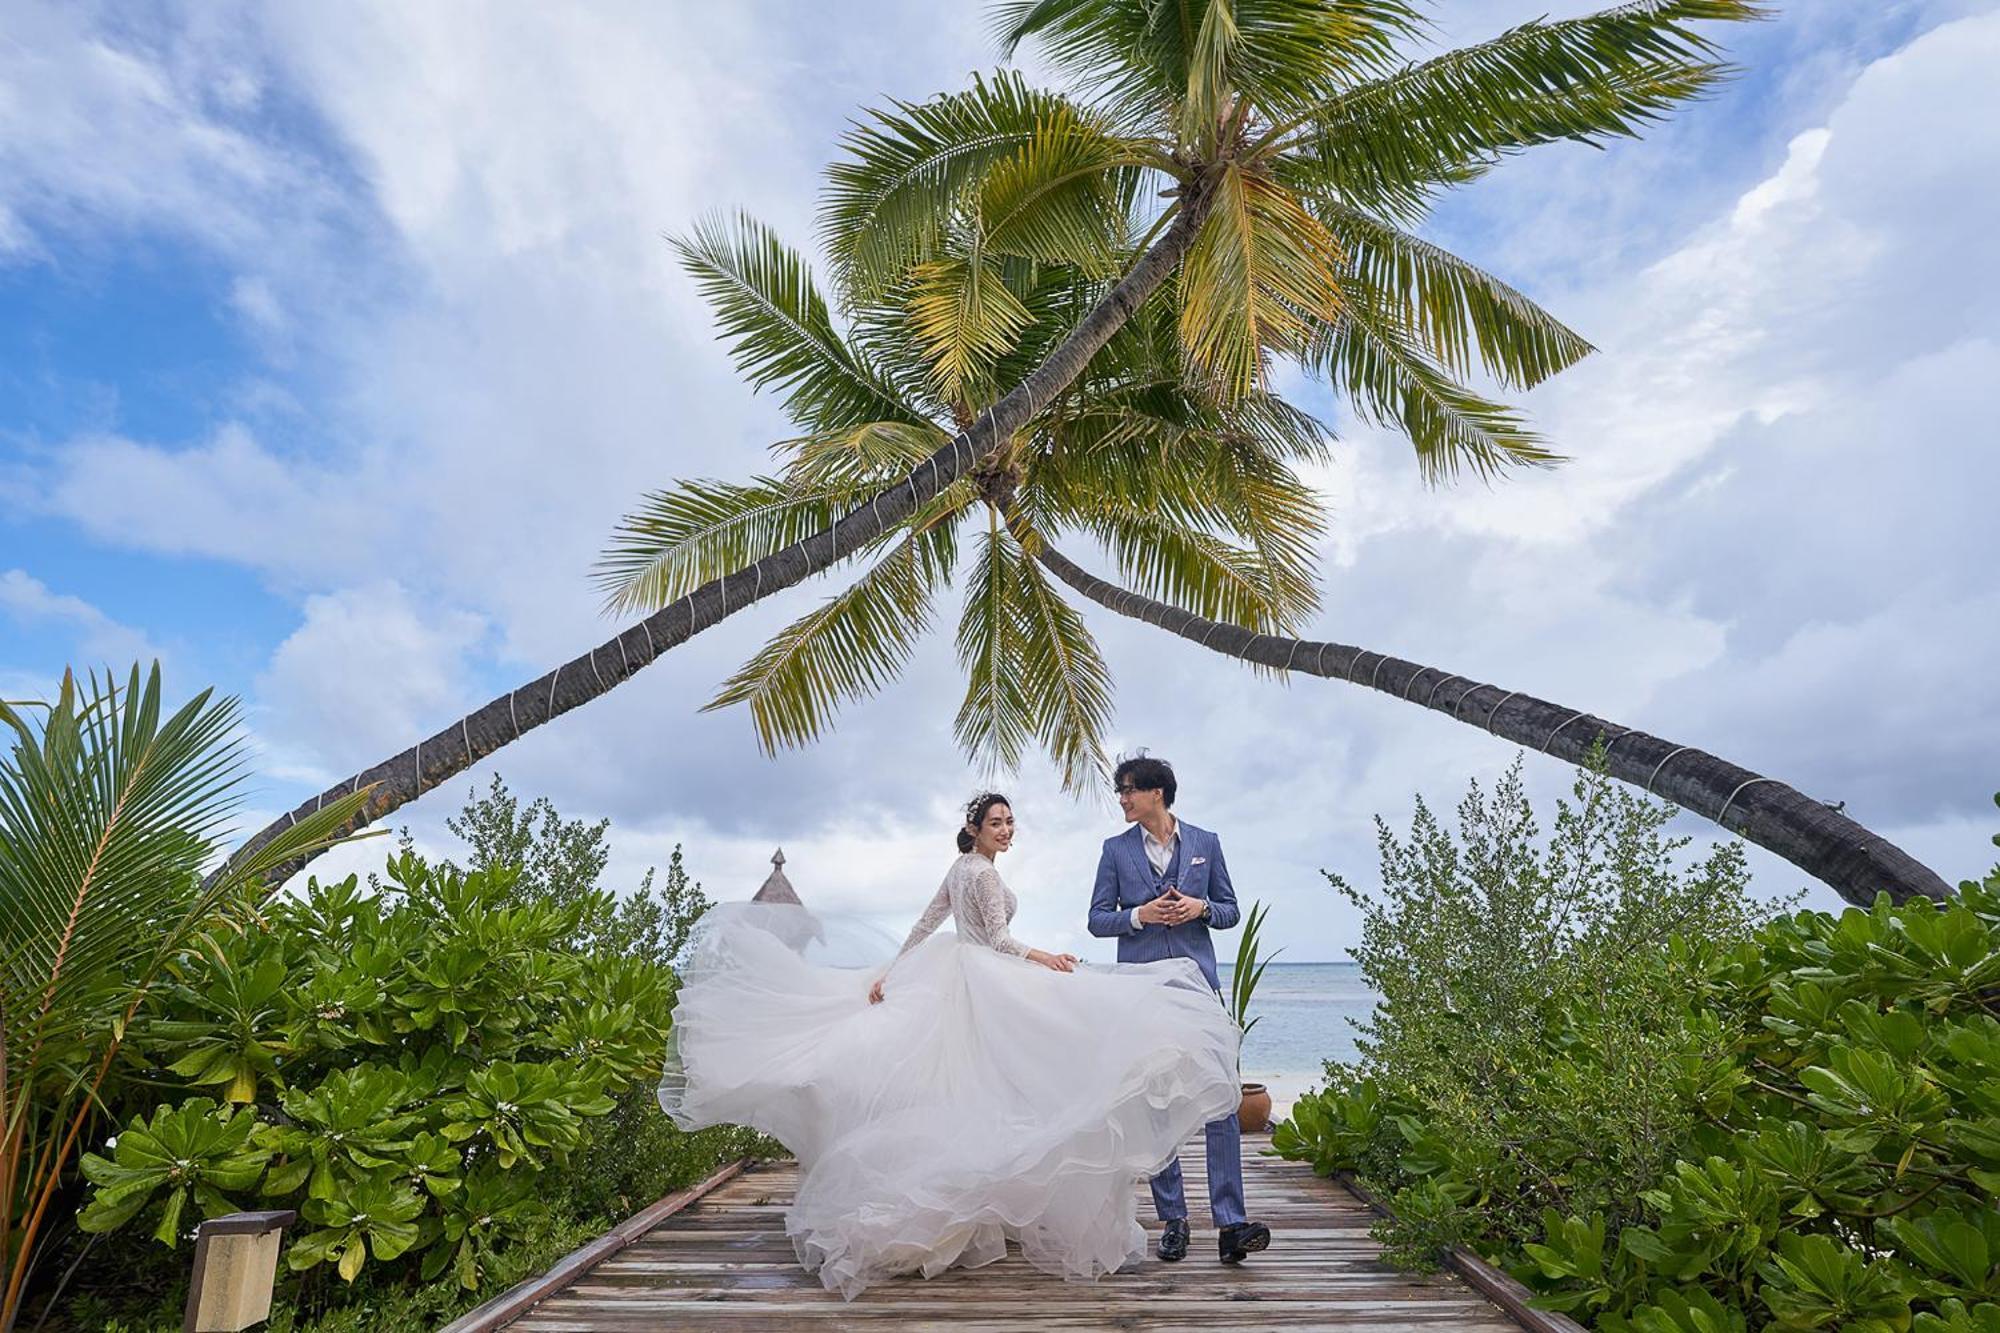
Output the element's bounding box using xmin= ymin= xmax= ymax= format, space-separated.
xmin=506 ymin=1134 xmax=1527 ymax=1331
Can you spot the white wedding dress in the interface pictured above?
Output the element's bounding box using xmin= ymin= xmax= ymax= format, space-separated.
xmin=658 ymin=852 xmax=1243 ymax=1299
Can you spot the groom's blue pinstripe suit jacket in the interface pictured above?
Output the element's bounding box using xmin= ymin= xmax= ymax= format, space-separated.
xmin=1086 ymin=821 xmax=1240 ymax=990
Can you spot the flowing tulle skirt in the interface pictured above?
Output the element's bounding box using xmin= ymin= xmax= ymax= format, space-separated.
xmin=658 ymin=902 xmax=1243 ymax=1299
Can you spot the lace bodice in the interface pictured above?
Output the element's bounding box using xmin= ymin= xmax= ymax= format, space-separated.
xmin=895 ymin=853 xmax=1029 ymax=959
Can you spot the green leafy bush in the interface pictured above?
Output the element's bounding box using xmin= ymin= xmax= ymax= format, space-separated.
xmin=78 ymin=1099 xmax=270 ymax=1244
xmin=55 ymin=777 xmax=773 ymax=1330
xmin=1277 ymin=774 xmax=2000 ymax=1329
xmin=1 ymin=667 xmax=369 ymax=1331
xmin=75 ymin=854 xmax=659 ymax=1285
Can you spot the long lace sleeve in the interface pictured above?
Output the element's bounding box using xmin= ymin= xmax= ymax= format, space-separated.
xmin=895 ymin=882 xmax=952 ymax=959
xmin=966 ymin=866 xmax=1031 ymax=958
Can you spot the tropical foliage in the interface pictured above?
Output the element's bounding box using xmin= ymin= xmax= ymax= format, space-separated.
xmin=600 ymin=200 xmax=1334 ymax=792
xmin=18 ymin=750 xmax=764 ymax=1331
xmin=590 ymin=0 xmax=1758 ymax=794
xmin=0 ymin=667 xmax=366 ymax=1331
xmin=1224 ymin=899 xmax=1280 ymax=1039
xmin=427 ymin=772 xmax=712 ymax=970
xmin=67 ymin=850 xmax=704 ymax=1290
xmin=1277 ymin=771 xmax=2000 ymax=1328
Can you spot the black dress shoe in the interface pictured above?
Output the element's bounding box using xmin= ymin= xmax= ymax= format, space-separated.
xmin=1218 ymin=1221 xmax=1270 ymax=1264
xmin=1157 ymin=1218 xmax=1190 ymax=1262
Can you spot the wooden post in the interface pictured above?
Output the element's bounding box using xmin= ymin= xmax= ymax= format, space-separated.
xmin=183 ymin=1210 xmax=295 ymax=1333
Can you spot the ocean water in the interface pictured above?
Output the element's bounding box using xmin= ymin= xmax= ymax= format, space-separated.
xmin=1214 ymin=961 xmax=1379 ymax=1110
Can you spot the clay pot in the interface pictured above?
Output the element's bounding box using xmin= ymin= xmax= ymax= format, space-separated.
xmin=1237 ymin=1083 xmax=1272 ymax=1134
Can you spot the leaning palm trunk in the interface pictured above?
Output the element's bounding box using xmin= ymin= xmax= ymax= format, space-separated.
xmin=1031 ymin=543 xmax=1951 ymax=908
xmin=216 ymin=179 xmax=1221 ymax=889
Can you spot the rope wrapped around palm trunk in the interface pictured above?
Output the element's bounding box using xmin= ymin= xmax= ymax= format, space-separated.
xmin=1031 ymin=541 xmax=1951 ymax=908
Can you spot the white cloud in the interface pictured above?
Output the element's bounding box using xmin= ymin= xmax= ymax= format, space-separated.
xmin=0 ymin=202 xmax=31 ymax=258
xmin=0 ymin=4 xmax=341 ymax=257
xmin=228 ymin=275 xmax=286 ymax=336
xmin=0 ymin=569 xmax=165 ymax=667
xmin=46 ymin=424 xmax=396 ymax=581
xmin=252 ymin=582 xmax=487 ymax=783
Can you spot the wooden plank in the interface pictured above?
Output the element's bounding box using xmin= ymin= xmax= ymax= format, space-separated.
xmin=1335 ymin=1172 xmax=1586 ymax=1333
xmin=512 ymin=1306 xmax=1521 ymax=1331
xmin=438 ymin=1157 xmax=750 ymax=1333
xmin=494 ymin=1136 xmax=1538 ymax=1330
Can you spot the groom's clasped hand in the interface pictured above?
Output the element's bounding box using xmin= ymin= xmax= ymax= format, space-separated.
xmin=1136 ymin=886 xmax=1203 ymax=927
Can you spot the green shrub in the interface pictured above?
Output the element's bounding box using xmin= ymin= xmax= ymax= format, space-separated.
xmin=1288 ymin=754 xmax=1771 ymax=1252
xmin=75 ymin=854 xmax=661 ymax=1284
xmin=1 ymin=667 xmax=369 ymax=1332
xmin=1278 ymin=775 xmax=2000 ymax=1329
xmin=431 ymin=773 xmax=713 ymax=970
xmin=51 ymin=777 xmax=774 ymax=1331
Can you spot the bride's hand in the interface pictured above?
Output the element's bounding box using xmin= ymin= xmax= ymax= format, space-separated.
xmin=868 ymin=978 xmax=886 ymax=1004
xmin=1029 ymin=949 xmax=1079 ymax=973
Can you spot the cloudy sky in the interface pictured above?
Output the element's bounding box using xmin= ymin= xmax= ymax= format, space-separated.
xmin=3 ymin=0 xmax=1994 ymax=962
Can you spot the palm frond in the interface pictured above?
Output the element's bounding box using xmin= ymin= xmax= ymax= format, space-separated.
xmin=990 ymin=0 xmax=1196 ymax=133
xmin=995 ymin=1 xmax=1427 ymax=136
xmin=1315 ymin=281 xmax=1561 ymax=480
xmin=1083 ymin=503 xmax=1317 ymax=634
xmin=906 ymin=248 xmax=1036 ymax=405
xmin=1179 ymin=163 xmax=1345 ymax=399
xmin=1183 ymin=0 xmax=1243 ymax=147
xmin=1228 ymin=386 xmax=1337 ymax=466
xmin=1219 ymin=1 xmax=1436 ymax=121
xmin=3 ymin=668 xmax=240 ymax=1048
xmin=824 ymin=72 xmax=1113 ymax=303
xmin=1008 ymin=531 xmax=1115 ymax=793
xmin=671 ymin=212 xmax=925 ymax=433
xmin=955 ymin=524 xmax=1033 ymax=775
xmin=704 ymin=526 xmax=955 ymax=753
xmin=1268 ymin=0 xmax=1764 ymax=221
xmin=777 ymin=422 xmax=977 ymax=572
xmin=594 ymin=478 xmax=853 ymax=616
xmin=976 ymin=103 xmax=1144 ymax=271
xmin=985 ymin=264 xmax=1117 ymax=400
xmin=1319 ymin=199 xmax=1593 ymax=389
xmin=1030 ymin=378 xmax=1332 ymax=547
xmin=780 ymin=419 xmax=955 ymax=490
xmin=1203 ymin=433 xmax=1327 ymax=605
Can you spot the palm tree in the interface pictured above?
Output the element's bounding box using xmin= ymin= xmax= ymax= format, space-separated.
xmin=229 ymin=2 xmax=1851 ymax=894
xmin=0 ymin=667 xmax=363 ymax=1331
xmin=591 ymin=188 xmax=1946 ymax=907
xmin=595 ymin=201 xmax=1336 ymax=795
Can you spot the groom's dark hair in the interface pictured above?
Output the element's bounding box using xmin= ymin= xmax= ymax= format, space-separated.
xmin=1113 ymin=753 xmax=1176 ymax=808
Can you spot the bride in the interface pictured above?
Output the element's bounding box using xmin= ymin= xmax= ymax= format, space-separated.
xmin=657 ymin=792 xmax=1244 ymax=1299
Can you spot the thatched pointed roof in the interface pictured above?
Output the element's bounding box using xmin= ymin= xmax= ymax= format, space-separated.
xmin=750 ymin=848 xmax=801 ymax=905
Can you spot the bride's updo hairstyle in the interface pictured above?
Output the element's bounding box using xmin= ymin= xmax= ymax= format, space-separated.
xmin=957 ymin=792 xmax=1011 ymax=853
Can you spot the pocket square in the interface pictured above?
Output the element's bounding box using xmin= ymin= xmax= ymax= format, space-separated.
xmin=1190 ymin=856 xmax=1206 ymax=866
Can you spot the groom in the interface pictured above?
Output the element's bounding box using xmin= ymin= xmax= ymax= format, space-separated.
xmin=1087 ymin=754 xmax=1271 ymax=1266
